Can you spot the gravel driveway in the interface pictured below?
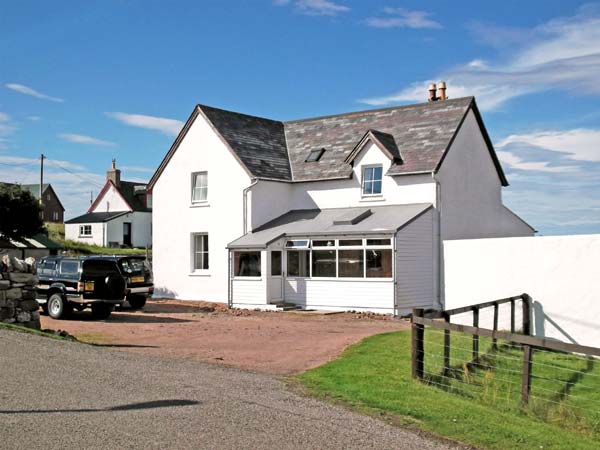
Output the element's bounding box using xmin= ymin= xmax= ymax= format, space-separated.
xmin=0 ymin=329 xmax=459 ymax=450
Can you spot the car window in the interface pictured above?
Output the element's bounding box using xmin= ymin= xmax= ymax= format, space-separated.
xmin=119 ymin=258 xmax=148 ymax=274
xmin=60 ymin=260 xmax=79 ymax=276
xmin=83 ymin=260 xmax=120 ymax=275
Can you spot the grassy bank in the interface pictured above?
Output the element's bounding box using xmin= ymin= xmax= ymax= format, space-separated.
xmin=298 ymin=331 xmax=599 ymax=450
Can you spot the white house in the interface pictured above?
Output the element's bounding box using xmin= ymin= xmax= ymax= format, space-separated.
xmin=148 ymin=88 xmax=534 ymax=314
xmin=65 ymin=160 xmax=152 ymax=248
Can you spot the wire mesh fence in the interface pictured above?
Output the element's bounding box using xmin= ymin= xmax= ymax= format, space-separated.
xmin=412 ymin=299 xmax=600 ymax=437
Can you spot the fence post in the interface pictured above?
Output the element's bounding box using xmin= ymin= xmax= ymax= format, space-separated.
xmin=492 ymin=302 xmax=499 ymax=350
xmin=521 ymin=344 xmax=533 ymax=406
xmin=522 ymin=294 xmax=532 ymax=336
xmin=510 ymin=299 xmax=516 ymax=333
xmin=412 ymin=308 xmax=425 ymax=380
xmin=472 ymin=307 xmax=479 ymax=362
xmin=443 ymin=312 xmax=450 ymax=376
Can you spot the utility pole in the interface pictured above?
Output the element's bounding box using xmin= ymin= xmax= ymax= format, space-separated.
xmin=39 ymin=154 xmax=45 ymax=208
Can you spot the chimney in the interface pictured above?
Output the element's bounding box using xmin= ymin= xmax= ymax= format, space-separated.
xmin=438 ymin=81 xmax=447 ymax=100
xmin=106 ymin=158 xmax=121 ymax=187
xmin=428 ymin=83 xmax=437 ymax=102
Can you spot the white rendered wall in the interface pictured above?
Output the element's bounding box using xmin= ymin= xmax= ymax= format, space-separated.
xmin=396 ymin=208 xmax=438 ymax=315
xmin=91 ymin=183 xmax=131 ymax=212
xmin=65 ymin=222 xmax=105 ymax=246
xmin=152 ymin=112 xmax=252 ymax=302
xmin=248 ymin=142 xmax=437 ymax=231
xmin=105 ymin=212 xmax=152 ymax=248
xmin=444 ymin=234 xmax=600 ymax=348
xmin=436 ymin=110 xmax=533 ymax=240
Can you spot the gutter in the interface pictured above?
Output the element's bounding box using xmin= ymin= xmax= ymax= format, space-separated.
xmin=242 ymin=178 xmax=259 ymax=235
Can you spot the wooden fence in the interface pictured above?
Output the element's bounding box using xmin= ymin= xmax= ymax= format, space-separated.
xmin=411 ymin=294 xmax=600 ymax=405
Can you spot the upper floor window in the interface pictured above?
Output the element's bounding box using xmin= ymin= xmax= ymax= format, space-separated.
xmin=362 ymin=166 xmax=383 ymax=196
xmin=191 ymin=172 xmax=208 ymax=203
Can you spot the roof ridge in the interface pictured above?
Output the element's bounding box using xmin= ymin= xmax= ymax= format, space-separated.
xmin=284 ymin=96 xmax=474 ymax=124
xmin=197 ymin=103 xmax=284 ymax=125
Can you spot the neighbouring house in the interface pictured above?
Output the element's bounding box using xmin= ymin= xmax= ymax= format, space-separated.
xmin=148 ymin=86 xmax=534 ymax=314
xmin=1 ymin=183 xmax=65 ymax=223
xmin=65 ymin=160 xmax=152 ymax=248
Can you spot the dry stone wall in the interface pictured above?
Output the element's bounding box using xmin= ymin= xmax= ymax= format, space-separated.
xmin=0 ymin=254 xmax=40 ymax=330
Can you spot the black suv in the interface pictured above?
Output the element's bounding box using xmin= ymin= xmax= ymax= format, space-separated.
xmin=36 ymin=255 xmax=154 ymax=320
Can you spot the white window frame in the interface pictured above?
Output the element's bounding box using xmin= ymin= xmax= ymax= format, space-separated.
xmin=79 ymin=225 xmax=92 ymax=237
xmin=191 ymin=171 xmax=208 ymax=204
xmin=361 ymin=165 xmax=383 ymax=197
xmin=191 ymin=233 xmax=209 ymax=273
xmin=53 ymin=211 xmax=59 ymax=221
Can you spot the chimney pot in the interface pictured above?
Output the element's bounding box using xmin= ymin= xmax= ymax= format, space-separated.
xmin=428 ymin=83 xmax=437 ymax=102
xmin=107 ymin=159 xmax=121 ymax=187
xmin=438 ymin=81 xmax=447 ymax=100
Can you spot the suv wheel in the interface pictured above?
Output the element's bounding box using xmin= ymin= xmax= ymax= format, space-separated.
xmin=91 ymin=303 xmax=112 ymax=320
xmin=47 ymin=293 xmax=71 ymax=319
xmin=127 ymin=295 xmax=146 ymax=310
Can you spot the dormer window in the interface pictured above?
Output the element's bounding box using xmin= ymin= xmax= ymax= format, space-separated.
xmin=362 ymin=165 xmax=383 ymax=196
xmin=305 ymin=148 xmax=325 ymax=162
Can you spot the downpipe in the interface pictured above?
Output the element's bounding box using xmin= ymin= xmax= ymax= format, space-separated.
xmin=242 ymin=178 xmax=259 ymax=235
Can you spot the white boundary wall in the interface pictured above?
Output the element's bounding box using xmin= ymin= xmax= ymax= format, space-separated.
xmin=443 ymin=234 xmax=600 ymax=348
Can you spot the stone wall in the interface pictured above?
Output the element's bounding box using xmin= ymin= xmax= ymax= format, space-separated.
xmin=0 ymin=254 xmax=40 ymax=329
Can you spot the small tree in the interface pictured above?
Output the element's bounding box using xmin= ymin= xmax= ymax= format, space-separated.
xmin=0 ymin=183 xmax=44 ymax=240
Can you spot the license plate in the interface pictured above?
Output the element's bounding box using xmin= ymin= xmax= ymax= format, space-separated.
xmin=131 ymin=276 xmax=144 ymax=283
xmin=84 ymin=281 xmax=95 ymax=291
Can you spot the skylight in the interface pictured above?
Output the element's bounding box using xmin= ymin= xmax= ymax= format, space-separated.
xmin=305 ymin=148 xmax=325 ymax=162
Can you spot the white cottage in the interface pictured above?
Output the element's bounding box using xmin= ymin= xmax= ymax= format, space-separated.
xmin=65 ymin=161 xmax=152 ymax=248
xmin=149 ymin=90 xmax=534 ymax=314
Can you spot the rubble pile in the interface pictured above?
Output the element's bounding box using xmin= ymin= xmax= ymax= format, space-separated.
xmin=0 ymin=254 xmax=40 ymax=330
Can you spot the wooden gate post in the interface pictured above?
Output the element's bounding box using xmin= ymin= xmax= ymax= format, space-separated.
xmin=510 ymin=299 xmax=516 ymax=333
xmin=412 ymin=308 xmax=425 ymax=380
xmin=472 ymin=307 xmax=480 ymax=362
xmin=443 ymin=312 xmax=451 ymax=376
xmin=521 ymin=344 xmax=533 ymax=405
xmin=522 ymin=294 xmax=532 ymax=336
xmin=492 ymin=302 xmax=499 ymax=350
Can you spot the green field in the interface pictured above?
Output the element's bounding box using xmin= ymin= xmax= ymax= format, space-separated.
xmin=298 ymin=330 xmax=600 ymax=450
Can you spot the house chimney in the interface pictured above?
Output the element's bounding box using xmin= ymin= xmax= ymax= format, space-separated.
xmin=106 ymin=158 xmax=121 ymax=187
xmin=428 ymin=83 xmax=437 ymax=102
xmin=438 ymin=81 xmax=447 ymax=100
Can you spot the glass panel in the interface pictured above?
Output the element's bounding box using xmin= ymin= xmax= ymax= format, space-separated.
xmin=366 ymin=238 xmax=391 ymax=246
xmin=312 ymin=239 xmax=335 ymax=247
xmin=60 ymin=261 xmax=80 ymax=275
xmin=312 ymin=250 xmax=336 ymax=277
xmin=363 ymin=180 xmax=373 ymax=195
xmin=339 ymin=239 xmax=362 ymax=246
xmin=338 ymin=250 xmax=364 ymax=277
xmin=372 ymin=180 xmax=382 ymax=194
xmin=193 ymin=234 xmax=209 ymax=270
xmin=192 ymin=172 xmax=207 ymax=202
xmin=373 ymin=166 xmax=383 ymax=181
xmin=271 ymin=251 xmax=282 ymax=276
xmin=366 ymin=249 xmax=392 ymax=278
xmin=234 ymin=252 xmax=261 ymax=277
xmin=287 ymin=251 xmax=309 ymax=277
xmin=285 ymin=240 xmax=309 ymax=248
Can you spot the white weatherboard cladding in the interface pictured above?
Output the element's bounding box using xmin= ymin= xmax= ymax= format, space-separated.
xmin=284 ymin=279 xmax=394 ymax=313
xmin=152 ymin=112 xmax=252 ymax=301
xmin=91 ymin=183 xmax=131 ymax=212
xmin=231 ymin=250 xmax=268 ymax=307
xmin=248 ymin=142 xmax=436 ymax=231
xmin=444 ymin=234 xmax=600 ymax=348
xmin=395 ymin=208 xmax=437 ymax=315
xmin=436 ymin=110 xmax=533 ymax=240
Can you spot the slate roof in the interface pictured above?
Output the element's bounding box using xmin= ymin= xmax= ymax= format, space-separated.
xmin=65 ymin=211 xmax=129 ymax=224
xmin=118 ymin=181 xmax=151 ymax=212
xmin=149 ymin=96 xmax=508 ymax=189
xmin=227 ymin=203 xmax=432 ymax=249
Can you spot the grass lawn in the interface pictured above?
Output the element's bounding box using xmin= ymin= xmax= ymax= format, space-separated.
xmin=298 ymin=330 xmax=600 ymax=450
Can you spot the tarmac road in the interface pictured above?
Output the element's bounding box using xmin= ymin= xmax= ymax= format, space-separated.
xmin=0 ymin=329 xmax=459 ymax=450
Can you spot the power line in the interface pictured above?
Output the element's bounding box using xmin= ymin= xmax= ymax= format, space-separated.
xmin=45 ymin=158 xmax=105 ymax=189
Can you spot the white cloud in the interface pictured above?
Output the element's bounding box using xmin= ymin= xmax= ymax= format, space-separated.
xmin=5 ymin=83 xmax=64 ymax=103
xmin=360 ymin=6 xmax=600 ymax=110
xmin=496 ymin=150 xmax=578 ymax=173
xmin=497 ymin=129 xmax=600 ymax=162
xmin=27 ymin=116 xmax=41 ymax=122
xmin=120 ymin=165 xmax=155 ymax=174
xmin=106 ymin=112 xmax=184 ymax=137
xmin=275 ymin=0 xmax=349 ymax=16
xmin=366 ymin=7 xmax=441 ymax=29
xmin=0 ymin=112 xmax=16 ymax=137
xmin=58 ymin=133 xmax=117 ymax=147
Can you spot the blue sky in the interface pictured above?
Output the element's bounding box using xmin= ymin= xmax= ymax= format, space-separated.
xmin=1 ymin=0 xmax=599 ymax=235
